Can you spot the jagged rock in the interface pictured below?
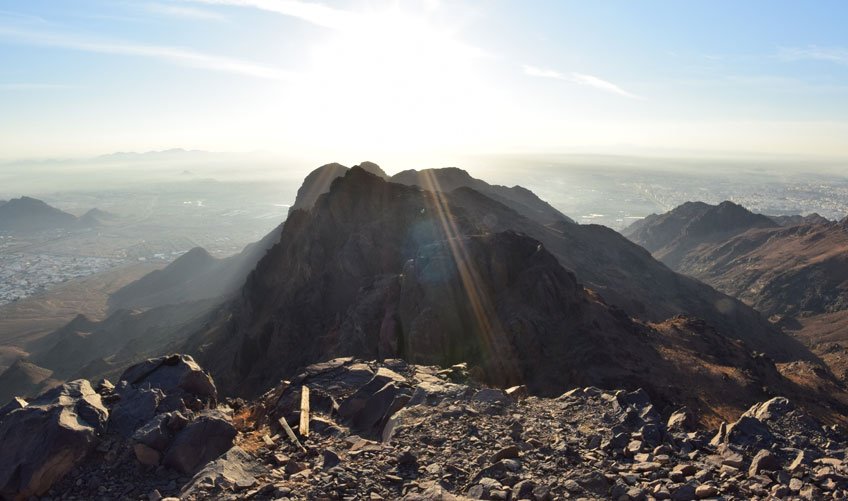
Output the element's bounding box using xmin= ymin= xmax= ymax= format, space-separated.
xmin=162 ymin=409 xmax=236 ymax=474
xmin=668 ymin=407 xmax=698 ymax=433
xmin=694 ymin=484 xmax=718 ymax=498
xmin=134 ymin=442 xmax=161 ymax=466
xmin=337 ymin=369 xmax=412 ymax=438
xmin=491 ymin=445 xmax=520 ymax=462
xmin=118 ymin=354 xmax=217 ymax=406
xmin=0 ymin=380 xmax=108 ymax=499
xmin=749 ymin=449 xmax=780 ymax=476
xmin=670 ymin=482 xmax=697 ymax=500
xmin=322 ymin=449 xmax=341 ymax=469
xmin=109 ymin=386 xmax=165 ymax=436
xmin=722 ymin=416 xmax=773 ymax=448
xmin=742 ymin=397 xmax=792 ymax=422
xmin=131 ymin=410 xmax=190 ymax=461
xmin=472 ymin=388 xmax=509 ymax=404
xmin=505 ymin=385 xmax=529 ymax=400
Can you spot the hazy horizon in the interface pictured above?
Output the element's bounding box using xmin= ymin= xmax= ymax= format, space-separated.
xmin=2 ymin=0 xmax=848 ymax=162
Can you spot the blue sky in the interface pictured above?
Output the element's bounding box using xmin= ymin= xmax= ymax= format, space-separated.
xmin=1 ymin=0 xmax=848 ymax=163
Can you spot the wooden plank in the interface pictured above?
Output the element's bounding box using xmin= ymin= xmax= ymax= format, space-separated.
xmin=277 ymin=417 xmax=306 ymax=453
xmin=299 ymin=386 xmax=310 ymax=438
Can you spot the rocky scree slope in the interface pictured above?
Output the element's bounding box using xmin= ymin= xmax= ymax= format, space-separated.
xmin=0 ymin=354 xmax=235 ymax=500
xmin=3 ymin=355 xmax=848 ymax=500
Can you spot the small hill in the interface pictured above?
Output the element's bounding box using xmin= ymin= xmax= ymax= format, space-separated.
xmin=28 ymin=299 xmax=219 ymax=382
xmin=0 ymin=359 xmax=57 ymax=402
xmin=108 ymin=222 xmax=284 ymax=311
xmin=0 ymin=196 xmax=78 ymax=233
xmin=75 ymin=208 xmax=116 ymax=228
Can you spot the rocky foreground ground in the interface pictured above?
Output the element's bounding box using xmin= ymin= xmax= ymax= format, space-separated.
xmin=1 ymin=355 xmax=847 ymax=500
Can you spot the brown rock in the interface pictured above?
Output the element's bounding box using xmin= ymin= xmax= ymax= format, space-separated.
xmin=491 ymin=445 xmax=520 ymax=463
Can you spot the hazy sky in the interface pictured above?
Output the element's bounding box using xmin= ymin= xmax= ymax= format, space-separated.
xmin=2 ymin=0 xmax=848 ymax=163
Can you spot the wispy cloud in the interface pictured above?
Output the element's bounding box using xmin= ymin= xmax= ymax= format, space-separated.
xmin=145 ymin=3 xmax=228 ymax=21
xmin=0 ymin=83 xmax=72 ymax=91
xmin=779 ymin=46 xmax=848 ymax=65
xmin=0 ymin=25 xmax=296 ymax=81
xmin=523 ymin=65 xmax=643 ymax=100
xmin=180 ymin=0 xmax=353 ymax=29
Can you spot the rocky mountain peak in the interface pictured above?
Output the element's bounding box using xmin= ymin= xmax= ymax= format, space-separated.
xmin=355 ymin=161 xmax=388 ymax=179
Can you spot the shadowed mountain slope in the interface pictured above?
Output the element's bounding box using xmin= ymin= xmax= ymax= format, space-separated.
xmin=0 ymin=359 xmax=57 ymax=403
xmin=183 ymin=168 xmax=836 ymax=422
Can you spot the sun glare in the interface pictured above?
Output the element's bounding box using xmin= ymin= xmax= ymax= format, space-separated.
xmin=279 ymin=6 xmax=502 ymax=156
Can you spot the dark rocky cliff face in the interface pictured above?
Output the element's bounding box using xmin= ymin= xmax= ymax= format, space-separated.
xmin=189 ymin=167 xmax=612 ymax=396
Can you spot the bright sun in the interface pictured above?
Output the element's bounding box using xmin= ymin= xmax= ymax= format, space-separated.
xmin=276 ymin=5 xmax=504 ymax=158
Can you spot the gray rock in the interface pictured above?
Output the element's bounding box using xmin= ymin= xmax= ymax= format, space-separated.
xmin=338 ymin=372 xmax=412 ymax=438
xmin=108 ymin=387 xmax=165 ymax=437
xmin=322 ymin=449 xmax=341 ymax=469
xmin=162 ymin=410 xmax=237 ymax=474
xmin=667 ymin=407 xmax=697 ymax=433
xmin=670 ymin=482 xmax=697 ymax=501
xmin=0 ymin=380 xmax=108 ymax=499
xmin=748 ymin=449 xmax=780 ymax=477
xmin=181 ymin=447 xmax=260 ymax=497
xmin=694 ymin=484 xmax=718 ymax=498
xmin=118 ymin=354 xmax=217 ymax=405
xmin=742 ymin=397 xmax=792 ymax=422
xmin=491 ymin=445 xmax=519 ymax=463
xmin=471 ymin=388 xmax=508 ymax=404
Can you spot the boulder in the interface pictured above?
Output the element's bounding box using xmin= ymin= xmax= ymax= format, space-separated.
xmin=667 ymin=407 xmax=697 ymax=433
xmin=720 ymin=416 xmax=773 ymax=448
xmin=162 ymin=410 xmax=237 ymax=474
xmin=337 ymin=370 xmax=412 ymax=438
xmin=749 ymin=449 xmax=781 ymax=476
xmin=741 ymin=397 xmax=792 ymax=422
xmin=108 ymin=386 xmax=165 ymax=437
xmin=132 ymin=411 xmax=189 ymax=457
xmin=0 ymin=380 xmax=108 ymax=499
xmin=118 ymin=354 xmax=217 ymax=406
xmin=181 ymin=447 xmax=260 ymax=497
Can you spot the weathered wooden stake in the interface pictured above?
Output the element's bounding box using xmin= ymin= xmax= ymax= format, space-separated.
xmin=299 ymin=386 xmax=310 ymax=438
xmin=277 ymin=417 xmax=306 ymax=452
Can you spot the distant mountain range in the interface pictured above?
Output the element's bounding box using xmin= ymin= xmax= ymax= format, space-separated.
xmin=0 ymin=196 xmax=113 ymax=233
xmin=623 ymin=201 xmax=847 ymax=318
xmin=3 ymin=164 xmax=846 ymax=427
xmin=623 ymin=201 xmax=848 ymax=388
